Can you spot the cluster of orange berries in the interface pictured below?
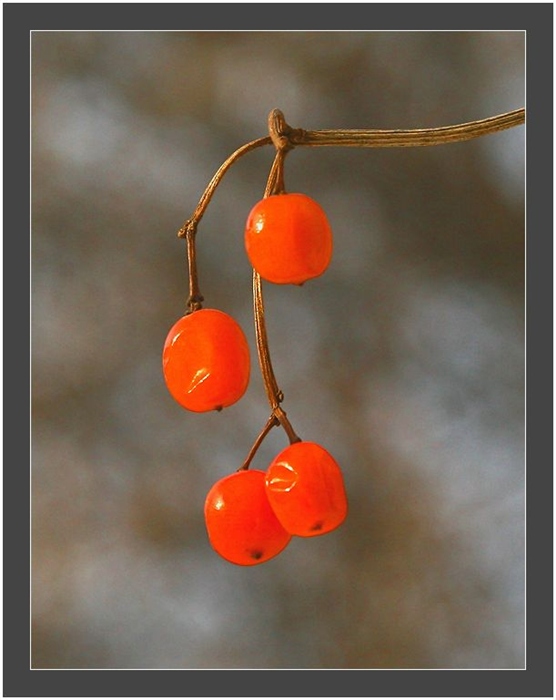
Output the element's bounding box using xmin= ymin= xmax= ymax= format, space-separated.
xmin=163 ymin=192 xmax=348 ymax=566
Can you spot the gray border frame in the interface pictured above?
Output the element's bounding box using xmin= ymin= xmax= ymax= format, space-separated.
xmin=9 ymin=3 xmax=552 ymax=697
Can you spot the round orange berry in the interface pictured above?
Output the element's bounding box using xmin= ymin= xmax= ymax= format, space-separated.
xmin=265 ymin=441 xmax=348 ymax=537
xmin=162 ymin=308 xmax=250 ymax=413
xmin=204 ymin=469 xmax=292 ymax=566
xmin=244 ymin=193 xmax=333 ymax=285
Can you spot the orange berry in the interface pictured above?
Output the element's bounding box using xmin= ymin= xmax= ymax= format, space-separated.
xmin=244 ymin=193 xmax=333 ymax=285
xmin=204 ymin=469 xmax=292 ymax=566
xmin=265 ymin=441 xmax=348 ymax=537
xmin=162 ymin=308 xmax=250 ymax=413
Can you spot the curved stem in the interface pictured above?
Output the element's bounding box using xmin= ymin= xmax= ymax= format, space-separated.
xmin=252 ymin=269 xmax=300 ymax=443
xmin=238 ymin=266 xmax=300 ymax=472
xmin=178 ymin=136 xmax=271 ymax=309
xmin=183 ymin=106 xmax=525 ymax=465
xmin=179 ymin=108 xmax=525 ymax=239
xmin=252 ymin=269 xmax=282 ymax=408
xmin=285 ymin=108 xmax=525 ymax=148
xmin=177 ymin=108 xmax=524 ymax=310
xmin=237 ymin=414 xmax=279 ymax=471
xmin=178 ymin=136 xmax=271 ymax=239
xmin=250 ymin=147 xmax=301 ymax=446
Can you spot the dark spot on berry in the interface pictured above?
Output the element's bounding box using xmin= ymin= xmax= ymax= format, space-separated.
xmin=215 ymin=405 xmax=223 ymax=412
xmin=309 ymin=521 xmax=323 ymax=531
xmin=250 ymin=549 xmax=263 ymax=560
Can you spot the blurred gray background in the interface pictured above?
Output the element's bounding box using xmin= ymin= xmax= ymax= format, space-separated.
xmin=31 ymin=31 xmax=525 ymax=669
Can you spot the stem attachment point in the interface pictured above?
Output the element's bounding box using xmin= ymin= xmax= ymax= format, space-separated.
xmin=268 ymin=109 xmax=299 ymax=154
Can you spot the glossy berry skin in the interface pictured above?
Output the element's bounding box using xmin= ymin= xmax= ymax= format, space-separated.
xmin=244 ymin=193 xmax=333 ymax=285
xmin=204 ymin=469 xmax=292 ymax=566
xmin=265 ymin=441 xmax=348 ymax=537
xmin=162 ymin=308 xmax=250 ymax=413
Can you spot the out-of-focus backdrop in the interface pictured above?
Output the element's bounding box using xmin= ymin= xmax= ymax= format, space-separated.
xmin=31 ymin=31 xmax=525 ymax=669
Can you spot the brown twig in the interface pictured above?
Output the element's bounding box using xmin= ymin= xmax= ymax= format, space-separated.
xmin=250 ymin=146 xmax=300 ymax=448
xmin=179 ymin=107 xmax=525 ymax=234
xmin=237 ymin=414 xmax=279 ymax=471
xmin=282 ymin=107 xmax=526 ymax=148
xmin=178 ymin=105 xmax=526 ymax=461
xmin=177 ymin=107 xmax=525 ymax=312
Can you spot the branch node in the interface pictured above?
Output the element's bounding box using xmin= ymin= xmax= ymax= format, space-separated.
xmin=178 ymin=219 xmax=197 ymax=239
xmin=186 ymin=294 xmax=204 ymax=314
xmin=268 ymin=109 xmax=296 ymax=153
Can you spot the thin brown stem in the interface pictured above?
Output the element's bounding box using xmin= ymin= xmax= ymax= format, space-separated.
xmin=177 ymin=108 xmax=524 ymax=307
xmin=239 ymin=262 xmax=300 ymax=471
xmin=274 ymin=404 xmax=302 ymax=445
xmin=282 ymin=108 xmax=525 ymax=148
xmin=252 ymin=269 xmax=283 ymax=408
xmin=264 ymin=148 xmax=288 ymax=196
xmin=250 ymin=148 xmax=301 ymax=445
xmin=182 ymin=106 xmax=525 ymax=465
xmin=237 ymin=414 xmax=279 ymax=471
xmin=183 ymin=221 xmax=203 ymax=313
xmin=177 ymin=137 xmax=271 ymax=309
xmin=178 ymin=107 xmax=525 ymax=237
xmin=253 ymin=269 xmax=300 ymax=448
xmin=177 ymin=136 xmax=271 ymax=239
